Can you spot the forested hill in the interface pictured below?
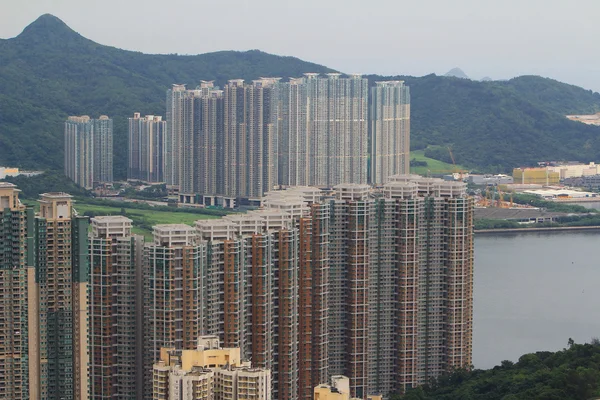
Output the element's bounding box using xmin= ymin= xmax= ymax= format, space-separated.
xmin=395 ymin=340 xmax=600 ymax=400
xmin=2 ymin=14 xmax=600 ymax=178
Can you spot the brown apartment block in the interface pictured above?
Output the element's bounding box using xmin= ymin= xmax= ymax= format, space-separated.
xmin=142 ymin=177 xmax=473 ymax=400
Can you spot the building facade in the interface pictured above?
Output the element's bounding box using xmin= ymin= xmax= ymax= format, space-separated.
xmin=64 ymin=115 xmax=113 ymax=189
xmin=35 ymin=192 xmax=90 ymax=400
xmin=128 ymin=113 xmax=166 ymax=183
xmin=0 ymin=183 xmax=36 ymax=400
xmin=164 ymin=74 xmax=375 ymax=205
xmin=153 ymin=336 xmax=271 ymax=400
xmin=143 ymin=224 xmax=206 ymax=399
xmin=141 ymin=177 xmax=473 ymax=399
xmin=88 ymin=216 xmax=144 ymax=400
xmin=370 ymin=81 xmax=410 ymax=185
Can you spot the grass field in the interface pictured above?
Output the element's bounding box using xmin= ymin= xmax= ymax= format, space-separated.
xmin=409 ymin=150 xmax=467 ymax=176
xmin=73 ymin=201 xmax=221 ymax=239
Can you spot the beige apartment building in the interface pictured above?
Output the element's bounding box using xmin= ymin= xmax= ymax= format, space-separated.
xmin=153 ymin=336 xmax=271 ymax=400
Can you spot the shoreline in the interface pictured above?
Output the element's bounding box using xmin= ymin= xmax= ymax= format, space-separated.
xmin=475 ymin=225 xmax=600 ymax=234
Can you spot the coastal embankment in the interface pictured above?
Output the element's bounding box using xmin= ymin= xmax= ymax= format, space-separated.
xmin=475 ymin=225 xmax=600 ymax=234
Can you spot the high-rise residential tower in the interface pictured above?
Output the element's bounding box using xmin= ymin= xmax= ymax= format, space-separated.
xmin=165 ymin=85 xmax=187 ymax=189
xmin=35 ymin=192 xmax=89 ymax=400
xmin=65 ymin=116 xmax=94 ymax=189
xmin=143 ymin=224 xmax=205 ymax=399
xmin=262 ymin=177 xmax=473 ymax=398
xmin=0 ymin=183 xmax=36 ymax=400
xmin=88 ymin=216 xmax=144 ymax=400
xmin=93 ymin=116 xmax=113 ymax=184
xmin=304 ymin=73 xmax=369 ymax=187
xmin=370 ymin=81 xmax=410 ymax=184
xmin=128 ymin=113 xmax=166 ymax=183
xmin=64 ymin=115 xmax=113 ymax=189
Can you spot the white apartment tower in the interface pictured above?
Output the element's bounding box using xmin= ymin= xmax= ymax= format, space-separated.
xmin=128 ymin=113 xmax=166 ymax=183
xmin=370 ymin=81 xmax=411 ymax=184
xmin=64 ymin=115 xmax=113 ymax=189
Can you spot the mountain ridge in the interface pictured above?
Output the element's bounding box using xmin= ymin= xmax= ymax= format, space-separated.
xmin=1 ymin=14 xmax=600 ymax=178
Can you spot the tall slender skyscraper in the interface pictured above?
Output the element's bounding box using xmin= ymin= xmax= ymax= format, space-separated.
xmin=93 ymin=116 xmax=113 ymax=184
xmin=312 ymin=73 xmax=369 ymax=187
xmin=0 ymin=183 xmax=36 ymax=400
xmin=128 ymin=113 xmax=166 ymax=183
xmin=35 ymin=192 xmax=89 ymax=400
xmin=65 ymin=116 xmax=94 ymax=190
xmin=278 ymin=78 xmax=308 ymax=187
xmin=88 ymin=216 xmax=144 ymax=400
xmin=64 ymin=115 xmax=113 ymax=189
xmin=370 ymin=81 xmax=410 ymax=184
xmin=165 ymin=85 xmax=187 ymax=189
xmin=143 ymin=224 xmax=205 ymax=400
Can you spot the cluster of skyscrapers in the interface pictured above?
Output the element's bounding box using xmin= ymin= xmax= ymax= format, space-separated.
xmin=124 ymin=74 xmax=409 ymax=207
xmin=64 ymin=115 xmax=113 ymax=189
xmin=0 ymin=173 xmax=473 ymax=399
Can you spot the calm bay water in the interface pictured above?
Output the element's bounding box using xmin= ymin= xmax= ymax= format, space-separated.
xmin=474 ymin=230 xmax=600 ymax=369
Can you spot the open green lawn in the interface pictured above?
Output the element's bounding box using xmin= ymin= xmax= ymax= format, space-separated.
xmin=73 ymin=201 xmax=221 ymax=239
xmin=409 ymin=150 xmax=467 ymax=176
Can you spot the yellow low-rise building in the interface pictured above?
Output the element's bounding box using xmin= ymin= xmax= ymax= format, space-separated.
xmin=153 ymin=336 xmax=270 ymax=400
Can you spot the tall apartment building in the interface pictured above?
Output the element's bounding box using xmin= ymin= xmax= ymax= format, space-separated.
xmin=278 ymin=74 xmax=369 ymax=188
xmin=141 ymin=176 xmax=472 ymax=399
xmin=165 ymin=74 xmax=375 ymax=205
xmin=167 ymin=80 xmax=278 ymax=207
xmin=262 ymin=177 xmax=473 ymax=398
xmin=64 ymin=115 xmax=113 ymax=189
xmin=88 ymin=216 xmax=144 ymax=400
xmin=153 ymin=336 xmax=271 ymax=400
xmin=65 ymin=116 xmax=94 ymax=189
xmin=370 ymin=81 xmax=410 ymax=184
xmin=93 ymin=116 xmax=113 ymax=184
xmin=143 ymin=224 xmax=205 ymax=399
xmin=165 ymin=85 xmax=186 ymax=189
xmin=34 ymin=192 xmax=89 ymax=400
xmin=128 ymin=113 xmax=166 ymax=183
xmin=0 ymin=183 xmax=36 ymax=400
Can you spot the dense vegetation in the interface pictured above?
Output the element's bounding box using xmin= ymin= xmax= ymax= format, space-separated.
xmin=3 ymin=170 xmax=90 ymax=198
xmin=364 ymin=73 xmax=600 ymax=172
xmin=394 ymin=339 xmax=600 ymax=400
xmin=2 ymin=14 xmax=600 ymax=179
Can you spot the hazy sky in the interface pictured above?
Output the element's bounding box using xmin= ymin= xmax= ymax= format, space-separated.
xmin=2 ymin=0 xmax=599 ymax=91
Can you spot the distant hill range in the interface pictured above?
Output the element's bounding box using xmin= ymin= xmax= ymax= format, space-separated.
xmin=444 ymin=67 xmax=470 ymax=79
xmin=2 ymin=14 xmax=600 ymax=177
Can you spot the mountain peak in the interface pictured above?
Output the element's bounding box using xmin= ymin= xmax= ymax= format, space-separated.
xmin=445 ymin=67 xmax=470 ymax=79
xmin=16 ymin=14 xmax=87 ymax=46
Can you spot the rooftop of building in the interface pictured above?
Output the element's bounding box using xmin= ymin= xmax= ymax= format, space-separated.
xmin=39 ymin=192 xmax=73 ymax=199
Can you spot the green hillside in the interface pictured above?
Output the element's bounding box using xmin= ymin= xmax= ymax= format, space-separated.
xmin=2 ymin=14 xmax=600 ymax=178
xmin=395 ymin=340 xmax=600 ymax=400
xmin=0 ymin=14 xmax=333 ymax=178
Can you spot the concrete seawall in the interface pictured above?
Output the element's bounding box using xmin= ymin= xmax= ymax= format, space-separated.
xmin=475 ymin=225 xmax=600 ymax=234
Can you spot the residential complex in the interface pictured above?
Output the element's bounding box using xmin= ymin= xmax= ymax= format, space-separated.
xmin=163 ymin=74 xmax=406 ymax=206
xmin=0 ymin=173 xmax=471 ymax=399
xmin=64 ymin=115 xmax=113 ymax=189
xmin=128 ymin=113 xmax=166 ymax=183
xmin=141 ymin=176 xmax=473 ymax=399
xmin=153 ymin=336 xmax=271 ymax=400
